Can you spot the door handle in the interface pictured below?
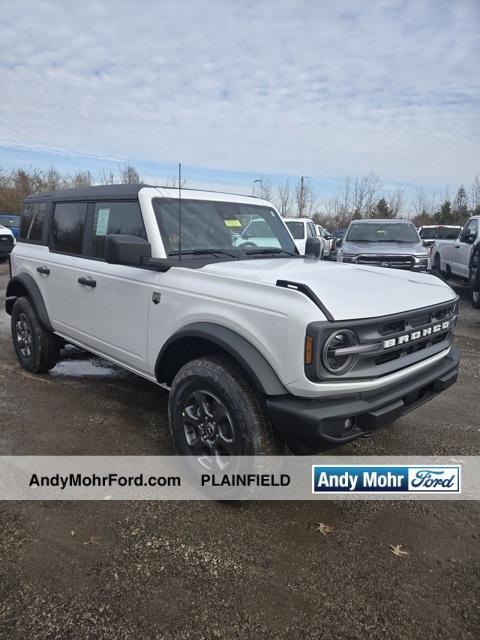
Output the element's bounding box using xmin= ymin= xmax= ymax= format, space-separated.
xmin=36 ymin=266 xmax=50 ymax=275
xmin=78 ymin=276 xmax=97 ymax=288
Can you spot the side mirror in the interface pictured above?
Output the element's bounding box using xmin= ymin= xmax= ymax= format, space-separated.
xmin=467 ymin=234 xmax=477 ymax=245
xmin=305 ymin=236 xmax=321 ymax=258
xmin=105 ymin=234 xmax=151 ymax=265
xmin=336 ymin=238 xmax=343 ymax=248
xmin=325 ymin=233 xmax=332 ymax=240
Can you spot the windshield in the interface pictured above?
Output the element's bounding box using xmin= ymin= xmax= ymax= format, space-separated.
xmin=285 ymin=221 xmax=305 ymax=239
xmin=153 ymin=199 xmax=297 ymax=256
xmin=346 ymin=222 xmax=419 ymax=243
xmin=419 ymin=227 xmax=461 ymax=240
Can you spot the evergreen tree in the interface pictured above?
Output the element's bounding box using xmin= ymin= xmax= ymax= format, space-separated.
xmin=434 ymin=200 xmax=453 ymax=224
xmin=371 ymin=198 xmax=392 ymax=218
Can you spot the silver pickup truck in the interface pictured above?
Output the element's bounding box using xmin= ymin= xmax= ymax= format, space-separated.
xmin=336 ymin=219 xmax=429 ymax=271
xmin=431 ymin=216 xmax=480 ymax=308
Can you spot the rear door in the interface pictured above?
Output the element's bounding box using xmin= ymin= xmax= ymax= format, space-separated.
xmin=73 ymin=200 xmax=155 ymax=373
xmin=43 ymin=200 xmax=88 ymax=337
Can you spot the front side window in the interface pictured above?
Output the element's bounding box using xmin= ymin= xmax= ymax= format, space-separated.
xmin=462 ymin=219 xmax=478 ymax=242
xmin=153 ymin=199 xmax=297 ymax=256
xmin=91 ymin=201 xmax=146 ymax=258
xmin=285 ymin=221 xmax=305 ymax=240
xmin=19 ymin=203 xmax=47 ymax=242
xmin=50 ymin=202 xmax=87 ymax=254
xmin=346 ymin=222 xmax=420 ymax=243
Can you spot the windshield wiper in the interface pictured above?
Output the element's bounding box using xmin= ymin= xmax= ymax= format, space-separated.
xmin=245 ymin=248 xmax=297 ymax=256
xmin=169 ymin=249 xmax=239 ymax=259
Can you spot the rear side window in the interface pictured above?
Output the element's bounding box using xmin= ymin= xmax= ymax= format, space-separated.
xmin=91 ymin=201 xmax=146 ymax=258
xmin=20 ymin=202 xmax=47 ymax=242
xmin=50 ymin=202 xmax=87 ymax=254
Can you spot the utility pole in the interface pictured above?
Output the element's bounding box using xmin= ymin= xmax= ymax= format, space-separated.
xmin=297 ymin=176 xmax=311 ymax=217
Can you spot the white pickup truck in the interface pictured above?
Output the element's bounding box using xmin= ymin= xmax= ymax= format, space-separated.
xmin=430 ymin=216 xmax=480 ymax=308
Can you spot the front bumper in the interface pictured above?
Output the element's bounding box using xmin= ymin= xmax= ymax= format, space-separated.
xmin=266 ymin=346 xmax=460 ymax=453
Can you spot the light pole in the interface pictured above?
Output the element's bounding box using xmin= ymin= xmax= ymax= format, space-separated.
xmin=252 ymin=179 xmax=263 ymax=196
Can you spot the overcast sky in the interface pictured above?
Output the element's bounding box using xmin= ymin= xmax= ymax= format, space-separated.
xmin=1 ymin=0 xmax=479 ymax=197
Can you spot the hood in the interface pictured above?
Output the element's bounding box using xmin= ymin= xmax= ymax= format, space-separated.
xmin=341 ymin=241 xmax=427 ymax=256
xmin=201 ymin=258 xmax=456 ymax=321
xmin=0 ymin=224 xmax=13 ymax=236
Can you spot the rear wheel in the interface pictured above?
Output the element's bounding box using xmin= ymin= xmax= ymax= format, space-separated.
xmin=469 ymin=245 xmax=480 ymax=309
xmin=168 ymin=354 xmax=282 ymax=462
xmin=11 ymin=297 xmax=60 ymax=373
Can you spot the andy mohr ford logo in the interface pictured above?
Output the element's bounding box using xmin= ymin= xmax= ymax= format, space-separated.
xmin=383 ymin=320 xmax=450 ymax=349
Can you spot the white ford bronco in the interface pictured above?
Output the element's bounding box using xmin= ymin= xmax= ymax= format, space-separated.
xmin=6 ymin=185 xmax=460 ymax=456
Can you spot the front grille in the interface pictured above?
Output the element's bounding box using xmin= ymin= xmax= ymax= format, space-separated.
xmin=305 ymin=299 xmax=458 ymax=382
xmin=356 ymin=254 xmax=414 ymax=269
xmin=0 ymin=234 xmax=13 ymax=247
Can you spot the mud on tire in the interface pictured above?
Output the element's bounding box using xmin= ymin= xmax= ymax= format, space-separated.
xmin=168 ymin=354 xmax=283 ymax=457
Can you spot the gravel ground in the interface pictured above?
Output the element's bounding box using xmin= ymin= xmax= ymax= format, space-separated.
xmin=0 ymin=262 xmax=479 ymax=639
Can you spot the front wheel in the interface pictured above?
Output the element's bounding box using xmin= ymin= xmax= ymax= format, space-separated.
xmin=11 ymin=297 xmax=61 ymax=373
xmin=168 ymin=355 xmax=282 ymax=460
xmin=470 ymin=245 xmax=480 ymax=309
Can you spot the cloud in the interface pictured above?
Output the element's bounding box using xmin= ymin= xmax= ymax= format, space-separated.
xmin=0 ymin=0 xmax=479 ymax=188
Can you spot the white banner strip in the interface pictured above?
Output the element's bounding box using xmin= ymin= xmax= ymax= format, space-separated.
xmin=0 ymin=456 xmax=478 ymax=500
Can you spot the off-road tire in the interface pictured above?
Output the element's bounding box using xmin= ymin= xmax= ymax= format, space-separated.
xmin=11 ymin=297 xmax=60 ymax=373
xmin=168 ymin=354 xmax=283 ymax=456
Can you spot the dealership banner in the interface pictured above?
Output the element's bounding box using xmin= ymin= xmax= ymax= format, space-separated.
xmin=0 ymin=456 xmax=478 ymax=500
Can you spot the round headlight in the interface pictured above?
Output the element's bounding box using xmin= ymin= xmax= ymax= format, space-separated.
xmin=322 ymin=329 xmax=359 ymax=375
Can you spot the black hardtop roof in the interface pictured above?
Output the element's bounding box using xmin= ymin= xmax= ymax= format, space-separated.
xmin=24 ymin=183 xmax=261 ymax=203
xmin=25 ymin=183 xmax=151 ymax=202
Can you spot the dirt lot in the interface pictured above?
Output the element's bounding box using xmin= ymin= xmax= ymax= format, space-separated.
xmin=0 ymin=261 xmax=479 ymax=639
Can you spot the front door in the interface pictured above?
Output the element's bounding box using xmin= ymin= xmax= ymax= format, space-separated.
xmin=73 ymin=200 xmax=155 ymax=373
xmin=454 ymin=219 xmax=478 ymax=279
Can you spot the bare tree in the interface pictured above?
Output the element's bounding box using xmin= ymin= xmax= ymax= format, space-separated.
xmin=118 ymin=163 xmax=141 ymax=184
xmin=276 ymin=180 xmax=292 ymax=217
xmin=469 ymin=174 xmax=480 ymax=213
xmin=71 ymin=170 xmax=92 ymax=188
xmin=98 ymin=168 xmax=116 ymax=185
xmin=387 ymin=186 xmax=405 ymax=217
xmin=355 ymin=174 xmax=382 ymax=217
xmin=163 ymin=174 xmax=188 ymax=188
xmin=44 ymin=166 xmax=67 ymax=190
xmin=255 ymin=178 xmax=272 ymax=202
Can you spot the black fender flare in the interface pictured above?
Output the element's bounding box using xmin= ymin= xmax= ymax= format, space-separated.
xmin=155 ymin=322 xmax=288 ymax=396
xmin=5 ymin=273 xmax=53 ymax=332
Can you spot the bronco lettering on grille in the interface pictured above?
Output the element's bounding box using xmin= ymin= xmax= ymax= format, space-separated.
xmin=383 ymin=321 xmax=450 ymax=349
